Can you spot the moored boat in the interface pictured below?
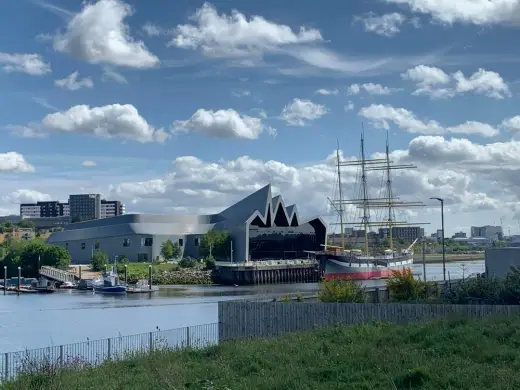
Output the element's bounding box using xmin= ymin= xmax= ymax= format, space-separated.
xmin=317 ymin=131 xmax=428 ymax=281
xmin=93 ymin=267 xmax=127 ymax=294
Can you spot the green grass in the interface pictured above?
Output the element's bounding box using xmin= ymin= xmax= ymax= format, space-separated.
xmin=6 ymin=314 xmax=520 ymax=389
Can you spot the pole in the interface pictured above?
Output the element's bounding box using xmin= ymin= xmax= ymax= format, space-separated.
xmin=17 ymin=267 xmax=21 ymax=295
xmin=124 ymin=264 xmax=128 ymax=285
xmin=3 ymin=266 xmax=6 ymax=296
xmin=78 ymin=265 xmax=82 ymax=280
xmin=422 ymin=239 xmax=427 ymax=282
xmin=230 ymin=240 xmax=233 ymax=263
xmin=37 ymin=255 xmax=41 ymax=276
xmin=441 ymin=199 xmax=446 ymax=282
xmin=148 ymin=265 xmax=152 ymax=291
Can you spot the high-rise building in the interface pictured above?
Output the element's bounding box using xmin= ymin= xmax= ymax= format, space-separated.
xmin=69 ymin=194 xmax=101 ymax=221
xmin=101 ymin=200 xmax=125 ymax=218
xmin=471 ymin=225 xmax=503 ymax=240
xmin=379 ymin=226 xmax=424 ymax=243
xmin=20 ymin=201 xmax=70 ymax=219
xmin=20 ymin=195 xmax=125 ymax=222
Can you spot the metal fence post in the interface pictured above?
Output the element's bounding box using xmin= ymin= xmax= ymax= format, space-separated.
xmin=4 ymin=353 xmax=8 ymax=382
xmin=107 ymin=338 xmax=112 ymax=361
xmin=186 ymin=326 xmax=190 ymax=348
xmin=59 ymin=345 xmax=64 ymax=367
xmin=149 ymin=332 xmax=153 ymax=352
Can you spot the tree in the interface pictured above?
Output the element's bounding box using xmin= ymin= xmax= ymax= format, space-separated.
xmin=200 ymin=230 xmax=231 ymax=260
xmin=17 ymin=220 xmax=36 ymax=229
xmin=0 ymin=240 xmax=71 ymax=278
xmin=91 ymin=251 xmax=109 ymax=272
xmin=161 ymin=240 xmax=174 ymax=261
xmin=171 ymin=242 xmax=181 ymax=259
xmin=71 ymin=215 xmax=82 ymax=223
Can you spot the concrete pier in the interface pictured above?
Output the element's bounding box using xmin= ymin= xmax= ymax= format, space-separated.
xmin=213 ymin=259 xmax=321 ymax=285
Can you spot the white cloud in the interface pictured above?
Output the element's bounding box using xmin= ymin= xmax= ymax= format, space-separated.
xmin=345 ymin=101 xmax=355 ymax=111
xmin=11 ymin=104 xmax=168 ymax=143
xmin=55 ymin=71 xmax=94 ymax=91
xmin=0 ymin=52 xmax=51 ymax=75
xmin=280 ymin=98 xmax=328 ymax=126
xmin=2 ymin=189 xmax=51 ymax=204
xmin=102 ymin=67 xmax=128 ymax=84
xmin=359 ymin=104 xmax=499 ymax=137
xmin=53 ymin=0 xmax=159 ymax=69
xmin=35 ymin=33 xmax=53 ymax=42
xmin=355 ymin=12 xmax=408 ymax=36
xmin=82 ymin=160 xmax=97 ymax=167
xmin=101 ymin=134 xmax=520 ymax=234
xmin=384 ymin=0 xmax=520 ymax=26
xmin=141 ymin=22 xmax=164 ymax=37
xmin=169 ymin=2 xmax=323 ymax=58
xmin=231 ymin=90 xmax=251 ymax=98
xmin=172 ymin=109 xmax=274 ymax=140
xmin=401 ymin=65 xmax=511 ymax=99
xmin=315 ymin=88 xmax=339 ymax=95
xmin=0 ymin=152 xmax=35 ymax=173
xmin=347 ymin=83 xmax=393 ymax=95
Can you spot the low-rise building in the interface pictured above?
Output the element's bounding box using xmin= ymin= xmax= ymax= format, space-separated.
xmin=47 ymin=184 xmax=327 ymax=264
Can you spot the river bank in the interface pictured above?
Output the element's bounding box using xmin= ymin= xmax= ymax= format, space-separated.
xmin=414 ymin=253 xmax=484 ymax=264
xmin=3 ymin=313 xmax=518 ymax=389
xmin=119 ymin=267 xmax=213 ymax=285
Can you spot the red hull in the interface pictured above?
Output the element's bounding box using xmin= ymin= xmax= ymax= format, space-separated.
xmin=324 ymin=268 xmax=411 ymax=281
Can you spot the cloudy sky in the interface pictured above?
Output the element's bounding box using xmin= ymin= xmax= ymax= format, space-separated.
xmin=2 ymin=0 xmax=520 ymax=236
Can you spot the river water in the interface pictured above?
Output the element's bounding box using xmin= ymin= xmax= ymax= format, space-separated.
xmin=0 ymin=260 xmax=484 ymax=352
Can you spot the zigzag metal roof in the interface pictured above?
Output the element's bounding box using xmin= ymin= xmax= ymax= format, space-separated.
xmin=47 ymin=184 xmax=326 ymax=243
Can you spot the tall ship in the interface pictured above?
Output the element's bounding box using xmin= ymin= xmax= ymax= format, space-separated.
xmin=317 ymin=130 xmax=428 ymax=280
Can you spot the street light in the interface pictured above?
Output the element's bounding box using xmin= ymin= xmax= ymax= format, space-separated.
xmin=430 ymin=197 xmax=446 ymax=281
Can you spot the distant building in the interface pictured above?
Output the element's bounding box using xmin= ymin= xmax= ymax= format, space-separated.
xmin=101 ymin=200 xmax=125 ymax=218
xmin=20 ymin=201 xmax=69 ymax=219
xmin=20 ymin=195 xmax=125 ymax=222
xmin=69 ymin=194 xmax=101 ymax=221
xmin=453 ymin=231 xmax=467 ymax=238
xmin=471 ymin=225 xmax=503 ymax=240
xmin=47 ymin=184 xmax=327 ymax=264
xmin=379 ymin=226 xmax=424 ymax=242
xmin=436 ymin=229 xmax=444 ymax=240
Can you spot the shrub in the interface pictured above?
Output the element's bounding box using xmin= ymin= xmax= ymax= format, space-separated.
xmin=387 ymin=269 xmax=434 ymax=302
xmin=179 ymin=257 xmax=197 ymax=269
xmin=204 ymin=256 xmax=216 ymax=270
xmin=317 ymin=279 xmax=366 ymax=303
xmin=443 ymin=277 xmax=504 ymax=304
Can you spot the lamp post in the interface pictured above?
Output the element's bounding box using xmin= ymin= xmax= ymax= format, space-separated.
xmin=430 ymin=197 xmax=446 ymax=281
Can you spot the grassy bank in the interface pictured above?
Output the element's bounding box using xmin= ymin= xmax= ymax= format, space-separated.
xmin=6 ymin=314 xmax=520 ymax=390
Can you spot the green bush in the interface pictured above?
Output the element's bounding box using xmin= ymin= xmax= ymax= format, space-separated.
xmin=317 ymin=279 xmax=366 ymax=303
xmin=387 ymin=269 xmax=435 ymax=302
xmin=204 ymin=256 xmax=216 ymax=270
xmin=91 ymin=252 xmax=109 ymax=272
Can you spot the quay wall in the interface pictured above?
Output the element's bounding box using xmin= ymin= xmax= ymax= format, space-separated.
xmin=218 ymin=301 xmax=520 ymax=341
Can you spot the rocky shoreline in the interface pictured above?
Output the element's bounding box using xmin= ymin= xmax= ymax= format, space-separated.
xmin=121 ymin=268 xmax=213 ymax=285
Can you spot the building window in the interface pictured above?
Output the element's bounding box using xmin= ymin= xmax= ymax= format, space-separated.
xmin=194 ymin=237 xmax=199 ymax=247
xmin=144 ymin=237 xmax=153 ymax=247
xmin=123 ymin=238 xmax=130 ymax=247
xmin=81 ymin=243 xmax=86 ymax=250
xmin=178 ymin=238 xmax=184 ymax=247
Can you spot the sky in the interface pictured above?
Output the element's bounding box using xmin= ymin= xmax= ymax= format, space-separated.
xmin=2 ymin=0 xmax=520 ymax=237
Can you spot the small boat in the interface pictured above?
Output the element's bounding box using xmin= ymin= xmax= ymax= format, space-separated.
xmin=59 ymin=281 xmax=74 ymax=289
xmin=127 ymin=279 xmax=159 ymax=294
xmin=93 ymin=266 xmax=127 ymax=294
xmin=33 ymin=278 xmax=56 ymax=293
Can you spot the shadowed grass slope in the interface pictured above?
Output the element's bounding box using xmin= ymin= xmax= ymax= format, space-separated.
xmin=5 ymin=314 xmax=520 ymax=390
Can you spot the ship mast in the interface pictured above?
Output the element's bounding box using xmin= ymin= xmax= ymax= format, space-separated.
xmin=330 ymin=126 xmax=429 ymax=254
xmin=360 ymin=130 xmax=370 ymax=256
xmin=385 ymin=131 xmax=394 ymax=253
xmin=336 ymin=141 xmax=345 ymax=251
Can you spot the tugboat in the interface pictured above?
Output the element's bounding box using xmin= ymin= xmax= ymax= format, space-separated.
xmin=93 ymin=266 xmax=127 ymax=294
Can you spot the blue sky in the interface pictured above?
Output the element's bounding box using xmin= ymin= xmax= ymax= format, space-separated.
xmin=2 ymin=0 xmax=520 ymax=236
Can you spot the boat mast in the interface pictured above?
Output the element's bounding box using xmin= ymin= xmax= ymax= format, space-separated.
xmin=336 ymin=140 xmax=345 ymax=251
xmin=360 ymin=131 xmax=370 ymax=256
xmin=385 ymin=131 xmax=394 ymax=253
xmin=330 ymin=123 xmax=430 ymax=253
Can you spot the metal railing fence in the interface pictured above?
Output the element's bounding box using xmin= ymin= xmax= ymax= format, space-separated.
xmin=0 ymin=322 xmax=218 ymax=382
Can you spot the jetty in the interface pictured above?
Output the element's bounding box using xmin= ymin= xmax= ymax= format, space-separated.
xmin=213 ymin=259 xmax=320 ymax=285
